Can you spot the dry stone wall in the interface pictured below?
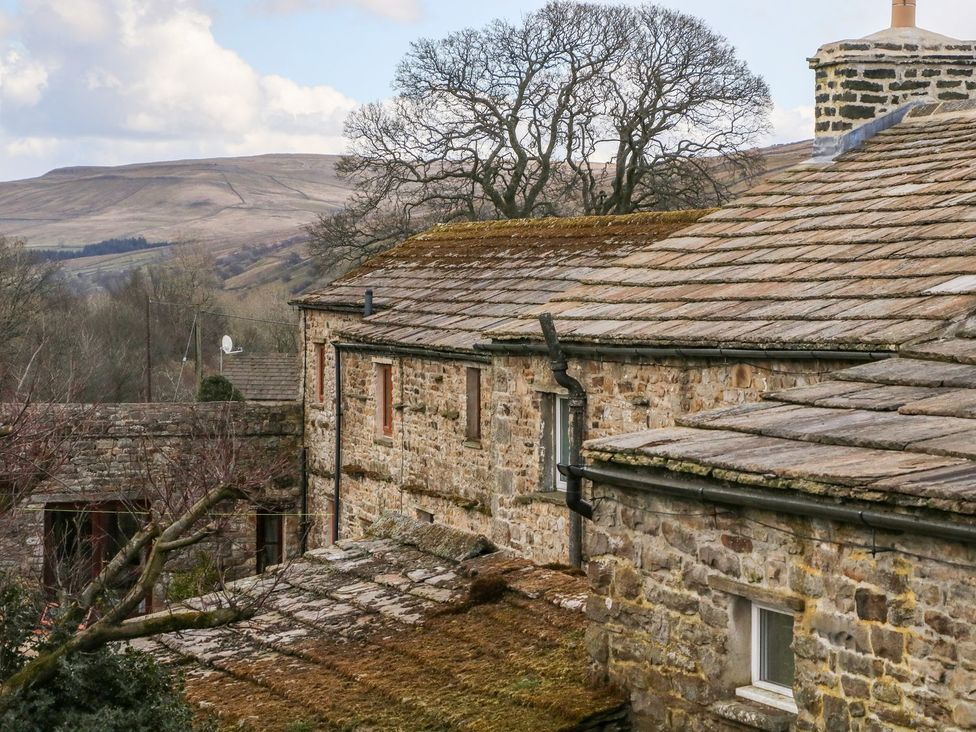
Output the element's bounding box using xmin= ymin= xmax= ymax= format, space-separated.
xmin=584 ymin=480 xmax=976 ymax=731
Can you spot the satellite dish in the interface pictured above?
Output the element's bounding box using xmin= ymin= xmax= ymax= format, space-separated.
xmin=221 ymin=335 xmax=234 ymax=354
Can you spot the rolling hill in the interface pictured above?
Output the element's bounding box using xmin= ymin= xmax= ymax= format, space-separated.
xmin=0 ymin=153 xmax=350 ymax=293
xmin=0 ymin=141 xmax=814 ymax=295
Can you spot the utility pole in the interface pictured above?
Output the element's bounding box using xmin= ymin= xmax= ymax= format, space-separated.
xmin=145 ymin=297 xmax=153 ymax=403
xmin=194 ymin=313 xmax=203 ymax=389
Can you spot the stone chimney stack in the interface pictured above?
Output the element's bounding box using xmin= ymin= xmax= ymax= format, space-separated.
xmin=808 ymin=0 xmax=976 ymax=157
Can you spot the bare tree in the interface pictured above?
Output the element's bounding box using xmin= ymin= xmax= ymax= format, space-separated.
xmin=307 ymin=0 xmax=770 ymax=269
xmin=0 ymin=238 xmax=62 ymax=348
xmin=0 ymin=400 xmax=78 ymax=515
xmin=565 ymin=5 xmax=771 ymax=215
xmin=0 ymin=404 xmax=293 ymax=708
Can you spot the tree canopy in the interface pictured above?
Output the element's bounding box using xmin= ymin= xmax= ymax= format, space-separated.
xmin=308 ymin=1 xmax=771 ymax=269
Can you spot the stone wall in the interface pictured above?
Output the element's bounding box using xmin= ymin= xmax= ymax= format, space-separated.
xmin=304 ymin=309 xmax=849 ymax=566
xmin=809 ymin=37 xmax=976 ymax=142
xmin=584 ymin=479 xmax=976 ymax=731
xmin=0 ymin=401 xmax=303 ymax=601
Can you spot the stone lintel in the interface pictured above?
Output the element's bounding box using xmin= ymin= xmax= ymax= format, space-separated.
xmin=708 ymin=575 xmax=806 ymax=614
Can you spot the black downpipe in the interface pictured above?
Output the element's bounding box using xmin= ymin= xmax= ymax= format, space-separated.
xmin=299 ymin=309 xmax=310 ymax=554
xmin=299 ymin=447 xmax=310 ymax=553
xmin=573 ymin=463 xmax=976 ymax=545
xmin=539 ymin=314 xmax=593 ymax=568
xmin=333 ymin=343 xmax=342 ymax=543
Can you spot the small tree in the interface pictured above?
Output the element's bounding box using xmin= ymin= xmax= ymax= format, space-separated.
xmin=197 ymin=375 xmax=244 ymax=402
xmin=0 ymin=576 xmax=196 ymax=732
xmin=0 ymin=404 xmax=292 ymax=711
xmin=307 ymin=1 xmax=770 ymax=270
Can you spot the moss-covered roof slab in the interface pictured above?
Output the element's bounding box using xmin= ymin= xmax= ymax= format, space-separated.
xmin=136 ymin=514 xmax=624 ymax=731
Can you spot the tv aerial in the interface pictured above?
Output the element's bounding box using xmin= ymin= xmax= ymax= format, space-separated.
xmin=219 ymin=335 xmax=243 ymax=371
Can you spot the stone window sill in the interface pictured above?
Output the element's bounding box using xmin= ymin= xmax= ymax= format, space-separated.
xmin=373 ymin=436 xmax=394 ymax=447
xmin=711 ymin=696 xmax=796 ymax=732
xmin=462 ymin=440 xmax=483 ymax=450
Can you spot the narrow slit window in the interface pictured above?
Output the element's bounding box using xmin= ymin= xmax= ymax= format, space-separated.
xmin=376 ymin=363 xmax=394 ymax=437
xmin=315 ymin=344 xmax=326 ymax=403
xmin=466 ymin=367 xmax=481 ymax=441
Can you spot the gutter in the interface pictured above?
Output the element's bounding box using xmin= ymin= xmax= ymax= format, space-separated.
xmin=335 ymin=342 xmax=491 ymax=364
xmin=475 ymin=342 xmax=893 ymax=363
xmin=539 ymin=314 xmax=593 ymax=569
xmin=568 ymin=463 xmax=976 ymax=546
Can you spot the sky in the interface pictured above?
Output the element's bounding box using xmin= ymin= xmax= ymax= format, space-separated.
xmin=1 ymin=0 xmax=975 ymax=182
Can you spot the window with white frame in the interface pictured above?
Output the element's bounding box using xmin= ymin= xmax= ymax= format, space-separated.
xmin=736 ymin=603 xmax=797 ymax=713
xmin=554 ymin=396 xmax=569 ymax=491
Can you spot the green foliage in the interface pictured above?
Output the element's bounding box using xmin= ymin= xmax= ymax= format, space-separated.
xmin=0 ymin=575 xmax=200 ymax=732
xmin=167 ymin=552 xmax=221 ymax=603
xmin=0 ymin=647 xmax=197 ymax=732
xmin=196 ymin=374 xmax=244 ymax=402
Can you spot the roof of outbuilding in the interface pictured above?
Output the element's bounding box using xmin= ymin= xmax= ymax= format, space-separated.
xmin=296 ymin=211 xmax=710 ymax=352
xmin=136 ymin=514 xmax=624 ymax=732
xmin=220 ymin=353 xmax=299 ymax=401
xmin=584 ymin=334 xmax=976 ymax=517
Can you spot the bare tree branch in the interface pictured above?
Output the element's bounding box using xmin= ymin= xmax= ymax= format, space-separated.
xmin=307 ymin=1 xmax=771 ymax=271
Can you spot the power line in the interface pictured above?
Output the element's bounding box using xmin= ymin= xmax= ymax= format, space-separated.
xmin=149 ymin=299 xmax=299 ymax=328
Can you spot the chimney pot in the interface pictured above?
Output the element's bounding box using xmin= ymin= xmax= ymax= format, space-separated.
xmin=892 ymin=0 xmax=916 ymax=28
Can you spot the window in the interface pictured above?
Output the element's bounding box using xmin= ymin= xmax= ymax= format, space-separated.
xmin=554 ymin=396 xmax=570 ymax=491
xmin=416 ymin=508 xmax=435 ymax=524
xmin=736 ymin=604 xmax=797 ymax=713
xmin=465 ymin=367 xmax=481 ymax=441
xmin=256 ymin=512 xmax=283 ymax=573
xmin=315 ymin=343 xmax=326 ymax=403
xmin=376 ymin=363 xmax=394 ymax=437
xmin=44 ymin=502 xmax=147 ymax=608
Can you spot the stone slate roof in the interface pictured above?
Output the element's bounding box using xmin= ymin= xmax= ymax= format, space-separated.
xmin=584 ymin=334 xmax=976 ymax=517
xmin=490 ymin=102 xmax=976 ymax=351
xmin=136 ymin=514 xmax=625 ymax=731
xmin=296 ymin=211 xmax=709 ymax=352
xmin=220 ymin=353 xmax=299 ymax=401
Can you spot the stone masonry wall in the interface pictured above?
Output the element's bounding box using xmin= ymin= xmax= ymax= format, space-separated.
xmin=0 ymin=401 xmax=303 ymax=601
xmin=585 ymin=480 xmax=976 ymax=731
xmin=809 ymin=40 xmax=976 ymax=140
xmin=304 ymin=307 xmax=849 ymax=566
xmin=489 ymin=354 xmax=848 ymax=565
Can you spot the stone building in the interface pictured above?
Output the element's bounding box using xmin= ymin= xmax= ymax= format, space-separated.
xmin=0 ymin=402 xmax=303 ymax=607
xmin=581 ymin=336 xmax=976 ymax=731
xmin=294 ymin=2 xmax=976 ymax=729
xmin=295 ymin=213 xmax=872 ymax=565
xmin=565 ymin=5 xmax=976 ymax=730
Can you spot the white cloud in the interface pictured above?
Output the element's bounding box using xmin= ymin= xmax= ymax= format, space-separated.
xmin=256 ymin=0 xmax=422 ymax=24
xmin=0 ymin=0 xmax=358 ymax=180
xmin=767 ymin=105 xmax=815 ymax=145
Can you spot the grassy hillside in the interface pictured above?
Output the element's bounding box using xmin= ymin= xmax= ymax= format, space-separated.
xmin=0 ymin=142 xmax=814 ymax=296
xmin=0 ymin=153 xmax=349 ymax=293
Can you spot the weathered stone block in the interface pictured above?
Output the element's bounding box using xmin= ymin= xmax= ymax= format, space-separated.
xmin=854 ymin=588 xmax=888 ymax=622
